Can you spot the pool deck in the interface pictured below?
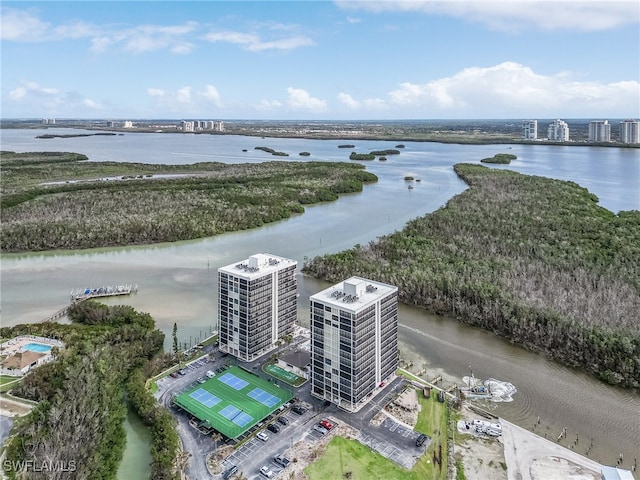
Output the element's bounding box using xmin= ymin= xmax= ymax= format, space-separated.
xmin=0 ymin=335 xmax=63 ymax=357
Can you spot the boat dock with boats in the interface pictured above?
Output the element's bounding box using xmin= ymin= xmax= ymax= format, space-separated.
xmin=41 ymin=285 xmax=138 ymax=322
xmin=70 ymin=284 xmax=137 ymax=302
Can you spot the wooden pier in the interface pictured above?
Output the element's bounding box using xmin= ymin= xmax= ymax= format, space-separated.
xmin=70 ymin=285 xmax=137 ymax=302
xmin=41 ymin=285 xmax=138 ymax=322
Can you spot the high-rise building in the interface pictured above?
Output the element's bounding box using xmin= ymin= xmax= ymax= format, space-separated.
xmin=619 ymin=120 xmax=640 ymax=144
xmin=522 ymin=120 xmax=538 ymax=140
xmin=181 ymin=121 xmax=194 ymax=132
xmin=310 ymin=276 xmax=398 ymax=412
xmin=588 ymin=120 xmax=611 ymax=142
xmin=218 ymin=254 xmax=297 ymax=362
xmin=547 ymin=119 xmax=570 ymax=141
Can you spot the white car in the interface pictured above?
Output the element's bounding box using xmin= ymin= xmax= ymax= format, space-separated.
xmin=313 ymin=424 xmax=328 ymax=435
xmin=256 ymin=431 xmax=269 ymax=442
xmin=259 ymin=465 xmax=273 ymax=478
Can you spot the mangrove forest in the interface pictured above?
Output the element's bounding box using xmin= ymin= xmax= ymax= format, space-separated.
xmin=303 ymin=164 xmax=640 ymax=387
xmin=0 ymin=151 xmax=377 ymax=252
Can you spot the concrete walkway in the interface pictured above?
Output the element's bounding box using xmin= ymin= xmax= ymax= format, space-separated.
xmin=501 ymin=418 xmax=602 ymax=480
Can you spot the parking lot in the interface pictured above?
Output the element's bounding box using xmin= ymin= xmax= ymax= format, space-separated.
xmin=156 ymin=341 xmax=430 ymax=479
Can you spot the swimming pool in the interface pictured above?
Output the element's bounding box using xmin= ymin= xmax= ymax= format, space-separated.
xmin=24 ymin=343 xmax=52 ymax=353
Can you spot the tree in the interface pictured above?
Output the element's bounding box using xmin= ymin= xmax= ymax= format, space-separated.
xmin=172 ymin=322 xmax=178 ymax=356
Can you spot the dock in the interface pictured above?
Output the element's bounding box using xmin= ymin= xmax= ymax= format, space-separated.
xmin=70 ymin=284 xmax=137 ymax=302
xmin=41 ymin=285 xmax=138 ymax=322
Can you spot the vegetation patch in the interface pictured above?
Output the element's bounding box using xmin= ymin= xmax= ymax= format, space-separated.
xmin=480 ymin=153 xmax=517 ymax=164
xmin=0 ymin=152 xmax=377 ymax=252
xmin=1 ymin=301 xmax=179 ymax=480
xmin=350 ymin=152 xmax=376 ymax=160
xmin=304 ymin=436 xmax=417 ymax=480
xmin=255 ymin=146 xmax=289 ymax=156
xmin=304 ymin=164 xmax=640 ymax=387
xmin=370 ymin=149 xmax=401 ymax=156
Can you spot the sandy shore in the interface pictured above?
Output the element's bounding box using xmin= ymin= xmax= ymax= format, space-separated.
xmin=452 ymin=402 xmax=619 ymax=480
xmin=501 ymin=419 xmax=603 ymax=480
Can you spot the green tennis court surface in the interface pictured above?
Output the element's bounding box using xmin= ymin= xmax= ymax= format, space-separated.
xmin=173 ymin=365 xmax=293 ymax=439
xmin=264 ymin=363 xmax=306 ymax=386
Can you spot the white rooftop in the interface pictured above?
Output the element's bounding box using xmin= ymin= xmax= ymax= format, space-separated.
xmin=218 ymin=253 xmax=297 ymax=280
xmin=310 ymin=276 xmax=397 ymax=312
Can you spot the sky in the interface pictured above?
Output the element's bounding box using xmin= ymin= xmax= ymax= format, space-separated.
xmin=1 ymin=1 xmax=639 ymax=120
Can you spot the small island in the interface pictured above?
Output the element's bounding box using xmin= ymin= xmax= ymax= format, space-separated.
xmin=299 ymin=152 xmax=311 ymax=156
xmin=350 ymin=152 xmax=376 ymax=160
xmin=370 ymin=149 xmax=401 ymax=156
xmin=255 ymin=146 xmax=289 ymax=156
xmin=36 ymin=132 xmax=118 ymax=139
xmin=480 ymin=153 xmax=517 ymax=164
xmin=338 ymin=144 xmax=356 ymax=148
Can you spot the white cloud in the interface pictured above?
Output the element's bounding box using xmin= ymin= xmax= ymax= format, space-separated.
xmin=255 ymin=99 xmax=284 ymax=111
xmin=82 ymin=98 xmax=103 ymax=109
xmin=200 ymin=85 xmax=222 ymax=107
xmin=286 ymin=88 xmax=327 ymax=112
xmin=9 ymin=81 xmax=59 ymax=101
xmin=170 ymin=42 xmax=194 ymax=54
xmin=5 ymin=81 xmax=105 ymax=115
xmin=147 ymin=88 xmax=166 ymax=98
xmin=1 ymin=8 xmax=51 ymax=41
xmin=176 ymin=87 xmax=192 ymax=104
xmin=203 ymin=30 xmax=313 ymax=51
xmin=381 ymin=61 xmax=640 ymax=117
xmin=338 ymin=92 xmax=361 ymax=109
xmin=146 ymin=85 xmax=226 ymax=113
xmin=346 ymin=16 xmax=362 ymax=24
xmin=334 ymin=1 xmax=640 ymax=32
xmin=122 ymin=22 xmax=199 ymax=54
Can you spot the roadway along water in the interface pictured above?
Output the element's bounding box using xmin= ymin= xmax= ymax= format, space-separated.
xmin=1 ymin=129 xmax=639 ymax=472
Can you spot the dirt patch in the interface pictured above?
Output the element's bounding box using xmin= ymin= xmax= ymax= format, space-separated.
xmin=384 ymin=387 xmax=420 ymax=426
xmin=454 ymin=404 xmax=507 ymax=480
xmin=530 ymin=456 xmax=600 ymax=480
xmin=280 ymin=420 xmax=358 ymax=480
xmin=0 ymin=395 xmax=33 ymax=416
xmin=206 ymin=445 xmax=234 ymax=475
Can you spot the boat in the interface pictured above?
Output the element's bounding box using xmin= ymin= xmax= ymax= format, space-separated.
xmin=460 ymin=367 xmax=493 ymax=400
xmin=408 ymin=185 xmax=414 ymax=190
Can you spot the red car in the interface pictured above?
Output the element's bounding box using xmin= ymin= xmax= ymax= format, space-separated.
xmin=320 ymin=419 xmax=334 ymax=430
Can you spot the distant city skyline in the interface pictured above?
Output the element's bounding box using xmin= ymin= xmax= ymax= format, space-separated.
xmin=1 ymin=1 xmax=639 ymax=120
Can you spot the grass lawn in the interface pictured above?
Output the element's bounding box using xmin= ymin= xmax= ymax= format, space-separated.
xmin=412 ymin=390 xmax=449 ymax=480
xmin=0 ymin=375 xmax=22 ymax=393
xmin=305 ymin=382 xmax=450 ymax=480
xmin=305 ymin=436 xmax=424 ymax=480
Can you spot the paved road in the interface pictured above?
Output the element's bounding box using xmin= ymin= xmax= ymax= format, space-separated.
xmin=501 ymin=419 xmax=602 ymax=480
xmin=157 ymin=342 xmax=427 ymax=479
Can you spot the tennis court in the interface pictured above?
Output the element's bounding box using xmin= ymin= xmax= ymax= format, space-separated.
xmin=173 ymin=365 xmax=293 ymax=439
xmin=264 ymin=363 xmax=307 ymax=386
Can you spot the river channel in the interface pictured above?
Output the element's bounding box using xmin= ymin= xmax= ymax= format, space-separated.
xmin=1 ymin=128 xmax=639 ymax=476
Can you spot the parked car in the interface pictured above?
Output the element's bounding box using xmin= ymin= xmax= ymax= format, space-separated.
xmin=291 ymin=405 xmax=306 ymax=415
xmin=416 ymin=434 xmax=427 ymax=447
xmin=320 ymin=419 xmax=334 ymax=430
xmin=276 ymin=416 xmax=289 ymax=425
xmin=178 ymin=369 xmax=187 ymax=376
xmin=222 ymin=465 xmax=238 ymax=480
xmin=259 ymin=465 xmax=273 ymax=478
xmin=313 ymin=425 xmax=328 ymax=435
xmin=169 ymin=372 xmax=179 ymax=378
xmin=274 ymin=454 xmax=290 ymax=468
xmin=256 ymin=431 xmax=269 ymax=442
xmin=267 ymin=423 xmax=280 ymax=433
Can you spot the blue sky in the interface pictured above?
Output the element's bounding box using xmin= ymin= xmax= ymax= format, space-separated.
xmin=2 ymin=1 xmax=639 ymax=120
